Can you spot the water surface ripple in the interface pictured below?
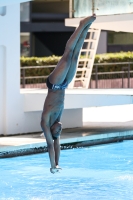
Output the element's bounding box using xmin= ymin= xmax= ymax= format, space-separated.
xmin=0 ymin=140 xmax=133 ymax=200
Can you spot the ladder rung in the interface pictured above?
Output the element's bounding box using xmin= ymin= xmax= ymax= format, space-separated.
xmin=88 ymin=29 xmax=99 ymax=33
xmin=75 ymin=77 xmax=88 ymax=81
xmin=77 ymin=68 xmax=90 ymax=71
xmin=80 ymin=49 xmax=94 ymax=52
xmin=79 ymin=58 xmax=91 ymax=61
xmin=84 ymin=39 xmax=96 ymax=42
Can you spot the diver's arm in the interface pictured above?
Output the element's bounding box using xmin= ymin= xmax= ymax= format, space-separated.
xmin=54 ymin=137 xmax=60 ymax=166
xmin=43 ymin=125 xmax=56 ymax=168
xmin=41 ymin=114 xmax=56 ymax=171
xmin=43 ymin=126 xmax=61 ymax=174
xmin=41 ymin=116 xmax=61 ymax=173
xmin=45 ymin=129 xmax=62 ymax=173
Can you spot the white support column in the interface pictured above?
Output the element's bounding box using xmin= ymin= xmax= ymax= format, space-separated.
xmin=0 ymin=4 xmax=24 ymax=135
xmin=0 ymin=45 xmax=6 ymax=134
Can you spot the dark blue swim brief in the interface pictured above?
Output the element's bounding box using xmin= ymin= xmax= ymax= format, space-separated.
xmin=46 ymin=77 xmax=68 ymax=90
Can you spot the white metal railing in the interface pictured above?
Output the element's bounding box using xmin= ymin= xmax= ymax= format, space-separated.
xmin=91 ymin=62 xmax=133 ymax=88
xmin=20 ymin=65 xmax=56 ymax=88
xmin=69 ymin=0 xmax=133 ymax=18
xmin=20 ymin=62 xmax=133 ymax=89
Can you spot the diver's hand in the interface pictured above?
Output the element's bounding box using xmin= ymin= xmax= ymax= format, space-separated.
xmin=50 ymin=166 xmax=62 ymax=174
xmin=56 ymin=165 xmax=62 ymax=171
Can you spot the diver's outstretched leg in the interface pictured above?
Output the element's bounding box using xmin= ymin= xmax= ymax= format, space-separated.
xmin=65 ymin=23 xmax=91 ymax=84
xmin=48 ymin=14 xmax=96 ymax=85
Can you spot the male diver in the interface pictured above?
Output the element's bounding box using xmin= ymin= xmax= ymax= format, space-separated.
xmin=41 ymin=14 xmax=96 ymax=174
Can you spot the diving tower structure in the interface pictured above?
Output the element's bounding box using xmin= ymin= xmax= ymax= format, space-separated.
xmin=66 ymin=0 xmax=133 ymax=88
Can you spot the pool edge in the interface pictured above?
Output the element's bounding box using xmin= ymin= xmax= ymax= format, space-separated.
xmin=0 ymin=130 xmax=133 ymax=158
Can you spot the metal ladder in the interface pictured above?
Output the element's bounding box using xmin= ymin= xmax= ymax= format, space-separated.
xmin=68 ymin=28 xmax=101 ymax=89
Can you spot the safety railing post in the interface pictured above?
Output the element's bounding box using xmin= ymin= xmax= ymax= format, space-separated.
xmin=128 ymin=63 xmax=130 ymax=88
xmin=69 ymin=0 xmax=73 ymax=18
xmin=22 ymin=68 xmax=25 ymax=88
xmin=95 ymin=65 xmax=98 ymax=88
xmin=122 ymin=71 xmax=124 ymax=88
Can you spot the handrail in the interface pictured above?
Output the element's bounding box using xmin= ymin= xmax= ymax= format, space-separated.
xmin=69 ymin=0 xmax=73 ymax=18
xmin=93 ymin=62 xmax=133 ymax=66
xmin=23 ymin=76 xmax=48 ymax=79
xmin=92 ymin=70 xmax=133 ymax=75
xmin=20 ymin=65 xmax=56 ymax=69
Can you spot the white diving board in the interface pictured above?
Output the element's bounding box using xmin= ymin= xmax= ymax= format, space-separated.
xmin=65 ymin=13 xmax=133 ymax=33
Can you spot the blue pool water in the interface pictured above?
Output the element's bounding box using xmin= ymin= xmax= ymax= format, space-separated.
xmin=0 ymin=140 xmax=133 ymax=200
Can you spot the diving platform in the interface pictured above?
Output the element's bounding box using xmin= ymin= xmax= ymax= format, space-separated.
xmin=65 ymin=13 xmax=133 ymax=33
xmin=66 ymin=0 xmax=133 ymax=89
xmin=21 ymin=88 xmax=133 ymax=112
xmin=18 ymin=88 xmax=133 ymax=132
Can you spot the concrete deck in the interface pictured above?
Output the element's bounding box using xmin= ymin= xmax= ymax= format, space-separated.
xmin=0 ymin=121 xmax=133 ymax=158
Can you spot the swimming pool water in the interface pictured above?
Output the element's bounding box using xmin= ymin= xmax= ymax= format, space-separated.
xmin=0 ymin=140 xmax=133 ymax=200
